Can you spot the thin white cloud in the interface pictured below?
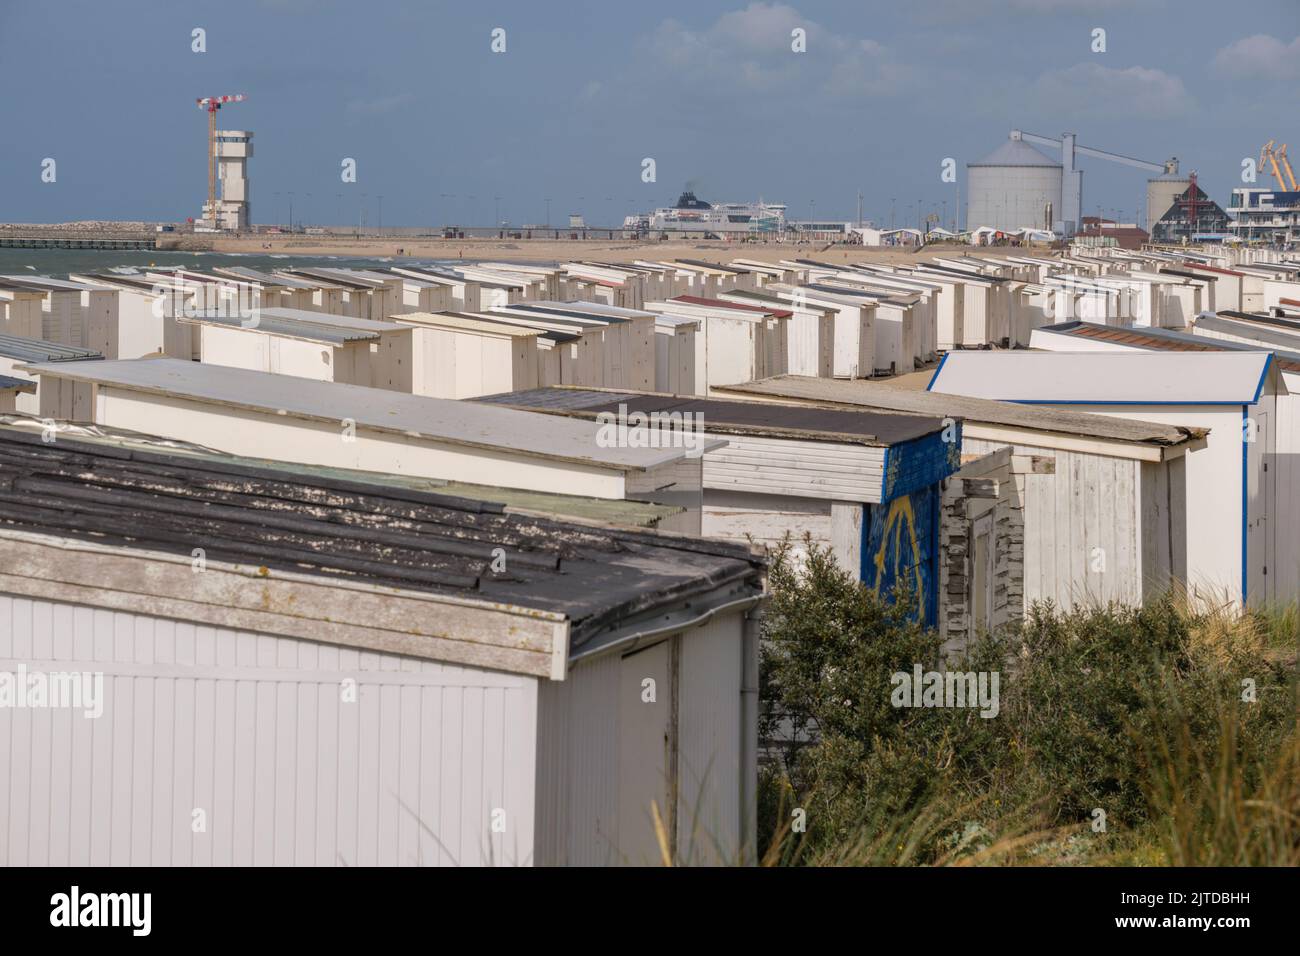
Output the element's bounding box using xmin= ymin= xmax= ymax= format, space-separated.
xmin=917 ymin=0 xmax=1161 ymax=23
xmin=1032 ymin=62 xmax=1194 ymax=118
xmin=1213 ymin=34 xmax=1300 ymax=79
xmin=646 ymin=2 xmax=906 ymax=98
xmin=1004 ymin=0 xmax=1155 ymax=9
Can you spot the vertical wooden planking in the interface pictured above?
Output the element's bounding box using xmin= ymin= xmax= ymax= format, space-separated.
xmin=1115 ymin=459 xmax=1137 ymax=602
xmin=26 ymin=600 xmax=53 ymax=866
xmin=293 ymin=641 xmax=318 ymax=867
xmin=230 ymin=629 xmax=257 ymax=865
xmin=439 ymin=687 xmax=463 ymax=866
xmin=1053 ymin=452 xmax=1073 ymax=606
xmin=397 ymin=682 xmax=421 ymax=865
xmin=1082 ymin=452 xmax=1101 ymax=604
xmin=88 ymin=609 xmax=113 ymax=865
xmin=69 ymin=607 xmax=95 ymax=865
xmin=0 ymin=596 xmax=540 ymax=867
xmin=677 ymin=617 xmax=743 ymax=865
xmin=417 ymin=685 xmax=443 ymax=867
xmin=251 ymin=635 xmax=277 ymax=866
xmin=482 ymin=686 xmax=506 ymax=864
xmin=334 ymin=646 xmax=360 ymax=867
xmin=314 ymin=642 xmax=341 ymax=867
xmin=273 ymin=675 xmax=297 ymax=866
xmin=207 ymin=626 xmax=232 ymax=867
xmin=376 ymin=678 xmax=401 ymax=866
xmin=503 ymin=678 xmax=537 ymax=866
xmin=108 ymin=620 xmax=134 ymax=865
xmin=354 ymin=679 xmax=380 ymax=865
xmin=459 ymin=687 xmax=485 ymax=865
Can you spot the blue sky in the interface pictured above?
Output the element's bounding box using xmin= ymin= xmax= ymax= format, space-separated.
xmin=1 ymin=0 xmax=1297 ymax=227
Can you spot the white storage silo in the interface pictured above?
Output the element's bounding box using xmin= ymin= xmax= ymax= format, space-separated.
xmin=966 ymin=137 xmax=1063 ymax=233
xmin=1146 ymin=173 xmax=1190 ymax=233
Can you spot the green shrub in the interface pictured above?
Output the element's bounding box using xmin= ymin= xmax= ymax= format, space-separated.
xmin=758 ymin=536 xmax=1299 ymax=866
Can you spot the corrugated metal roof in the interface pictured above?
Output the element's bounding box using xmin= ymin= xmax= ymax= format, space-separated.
xmin=1218 ymin=310 xmax=1300 ymax=332
xmin=20 ymin=358 xmax=706 ymax=471
xmin=178 ymin=313 xmax=376 ymax=345
xmin=930 ymin=350 xmax=1271 ymax=404
xmin=0 ymin=375 xmax=35 ymax=392
xmin=1038 ymin=320 xmax=1300 ymax=373
xmin=0 ymin=275 xmax=107 ymax=292
xmin=715 ymin=376 xmax=1199 ymax=446
xmin=446 ymin=312 xmax=580 ymax=344
xmin=523 ymin=301 xmax=655 ymax=319
xmin=0 ymin=423 xmax=761 ymax=646
xmin=670 ymin=295 xmax=792 ymax=317
xmin=281 ymin=268 xmax=383 ymax=290
xmin=211 ymin=266 xmax=321 ymax=288
xmin=0 ymin=332 xmax=102 ymax=363
xmin=507 ymin=304 xmax=633 ymax=324
xmin=395 ymin=313 xmax=540 ymax=338
xmin=250 ymin=306 xmax=407 ymax=333
xmin=76 ymin=273 xmax=178 ymax=292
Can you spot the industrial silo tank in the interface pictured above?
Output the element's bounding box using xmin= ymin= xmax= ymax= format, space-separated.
xmin=965 ymin=138 xmax=1063 ymax=233
xmin=1146 ymin=175 xmax=1189 ymax=232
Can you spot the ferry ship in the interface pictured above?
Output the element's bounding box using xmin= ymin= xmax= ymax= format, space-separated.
xmin=626 ymin=190 xmax=787 ymax=234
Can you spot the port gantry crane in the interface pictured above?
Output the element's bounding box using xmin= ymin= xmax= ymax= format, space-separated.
xmin=196 ymin=93 xmax=247 ymax=227
xmin=1260 ymin=140 xmax=1299 ymax=193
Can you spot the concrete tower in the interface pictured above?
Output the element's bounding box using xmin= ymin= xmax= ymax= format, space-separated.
xmin=201 ymin=130 xmax=253 ymax=230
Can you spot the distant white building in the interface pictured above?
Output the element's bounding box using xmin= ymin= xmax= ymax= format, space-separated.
xmin=1228 ymin=187 xmax=1300 ymax=245
xmin=854 ymin=227 xmax=923 ymax=247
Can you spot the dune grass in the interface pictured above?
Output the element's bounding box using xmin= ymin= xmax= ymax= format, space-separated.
xmin=757 ymin=538 xmax=1300 ymax=866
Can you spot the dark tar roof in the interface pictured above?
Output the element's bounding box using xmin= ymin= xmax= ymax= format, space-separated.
xmin=0 ymin=425 xmax=763 ymax=648
xmin=475 ymin=386 xmax=946 ymax=446
xmin=716 ymin=375 xmax=1202 ymax=446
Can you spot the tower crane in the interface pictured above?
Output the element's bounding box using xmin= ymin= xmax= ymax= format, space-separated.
xmin=1260 ymin=140 xmax=1299 ymax=192
xmin=197 ymin=94 xmax=247 ymax=227
xmin=1010 ymin=129 xmax=1178 ymax=233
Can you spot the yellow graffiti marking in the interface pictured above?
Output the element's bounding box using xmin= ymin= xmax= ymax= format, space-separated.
xmin=871 ymin=495 xmax=927 ymax=623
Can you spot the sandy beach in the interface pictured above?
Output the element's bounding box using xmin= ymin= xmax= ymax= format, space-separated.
xmin=197 ymin=232 xmax=1006 ymax=266
xmin=1 ymin=220 xmax=1046 ymax=266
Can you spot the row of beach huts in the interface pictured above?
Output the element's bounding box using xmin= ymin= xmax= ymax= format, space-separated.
xmin=1 ymin=244 xmax=1300 ymax=866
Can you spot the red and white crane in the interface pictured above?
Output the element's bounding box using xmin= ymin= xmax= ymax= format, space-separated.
xmin=196 ymin=94 xmax=247 ymax=226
